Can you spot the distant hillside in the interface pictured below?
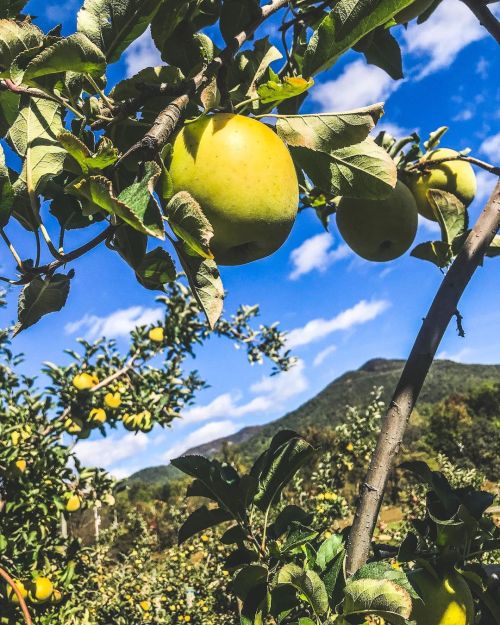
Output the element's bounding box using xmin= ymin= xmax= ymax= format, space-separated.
xmin=128 ymin=358 xmax=500 ymax=485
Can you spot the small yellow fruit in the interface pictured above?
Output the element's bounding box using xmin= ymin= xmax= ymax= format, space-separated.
xmin=148 ymin=327 xmax=164 ymax=342
xmin=65 ymin=418 xmax=83 ymax=434
xmin=66 ymin=494 xmax=81 ymax=513
xmin=408 ymin=148 xmax=476 ymax=221
xmin=409 ymin=569 xmax=474 ymax=625
xmin=72 ymin=372 xmax=99 ymax=390
xmin=29 ymin=577 xmax=53 ymax=604
xmin=6 ymin=580 xmax=28 ymax=604
xmin=140 ymin=600 xmax=151 ymax=611
xmin=104 ymin=392 xmax=121 ymax=408
xmin=89 ymin=408 xmax=107 ymax=424
xmin=346 ymin=442 xmax=354 ymax=452
xmin=11 ymin=431 xmax=20 ymax=446
xmin=169 ymin=113 xmax=299 ymax=265
xmin=50 ymin=589 xmax=63 ymax=604
xmin=14 ymin=459 xmax=27 ymax=473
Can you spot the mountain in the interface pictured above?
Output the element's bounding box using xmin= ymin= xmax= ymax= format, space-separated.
xmin=128 ymin=358 xmax=500 ymax=485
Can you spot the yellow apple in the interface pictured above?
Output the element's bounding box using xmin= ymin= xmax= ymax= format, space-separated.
xmin=89 ymin=407 xmax=107 ymax=424
xmin=408 ymin=148 xmax=476 ymax=221
xmin=409 ymin=569 xmax=474 ymax=625
xmin=6 ymin=580 xmax=28 ymax=604
xmin=336 ymin=181 xmax=418 ymax=262
xmin=169 ymin=113 xmax=299 ymax=265
xmin=73 ymin=372 xmax=99 ymax=390
xmin=65 ymin=493 xmax=81 ymax=513
xmin=28 ymin=577 xmax=53 ymax=604
xmin=104 ymin=392 xmax=122 ymax=408
xmin=395 ymin=0 xmax=435 ymax=23
xmin=148 ymin=327 xmax=164 ymax=342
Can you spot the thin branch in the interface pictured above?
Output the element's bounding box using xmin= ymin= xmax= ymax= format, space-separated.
xmin=89 ymin=351 xmax=140 ymax=392
xmin=461 ymin=0 xmax=500 ymax=44
xmin=0 ymin=567 xmax=33 ymax=625
xmin=345 ymin=179 xmax=500 ymax=576
xmin=0 ymin=80 xmax=84 ymax=119
xmin=408 ymin=154 xmax=500 ymax=176
xmin=0 ymin=227 xmax=24 ymax=270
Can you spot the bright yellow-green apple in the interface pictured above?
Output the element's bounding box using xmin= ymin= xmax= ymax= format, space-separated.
xmin=89 ymin=407 xmax=107 ymax=424
xmin=65 ymin=493 xmax=81 ymax=513
xmin=395 ymin=0 xmax=435 ymax=23
xmin=336 ymin=181 xmax=418 ymax=262
xmin=73 ymin=372 xmax=99 ymax=390
xmin=408 ymin=148 xmax=476 ymax=221
xmin=28 ymin=577 xmax=53 ymax=604
xmin=409 ymin=569 xmax=474 ymax=625
xmin=148 ymin=326 xmax=164 ymax=342
xmin=169 ymin=113 xmax=299 ymax=265
xmin=104 ymin=392 xmax=122 ymax=408
xmin=6 ymin=580 xmax=28 ymax=604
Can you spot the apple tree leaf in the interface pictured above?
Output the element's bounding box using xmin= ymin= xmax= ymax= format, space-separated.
xmin=58 ymin=132 xmax=118 ymax=174
xmin=166 ymin=191 xmax=214 ymax=260
xmin=303 ymin=0 xmax=414 ymax=76
xmin=411 ymin=240 xmax=452 ymax=268
xmin=0 ymin=89 xmax=19 ymax=138
xmin=0 ymin=143 xmax=13 ymax=227
xmin=257 ymin=72 xmax=314 ymax=105
xmin=355 ymin=26 xmax=403 ymax=80
xmin=9 ymin=97 xmax=66 ymax=193
xmin=486 ymin=234 xmax=500 ymax=258
xmin=77 ymin=0 xmax=163 ymax=62
xmin=276 ymin=104 xmax=384 ymax=152
xmin=426 ymin=189 xmax=467 ymax=244
xmin=343 ymin=578 xmax=412 ymax=620
xmin=13 ymin=273 xmax=72 ymax=335
xmin=277 ymin=564 xmax=328 ymax=616
xmin=220 ymin=0 xmax=261 ymax=45
xmin=0 ymin=20 xmax=44 ymax=77
xmin=174 ymin=241 xmax=224 ymax=329
xmin=135 ymin=247 xmax=176 ymax=291
xmin=0 ymin=0 xmax=29 ymax=18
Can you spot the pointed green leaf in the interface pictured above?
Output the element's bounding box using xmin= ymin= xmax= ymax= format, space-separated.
xmin=277 ymin=564 xmax=328 ymax=616
xmin=303 ymin=0 xmax=414 ymax=76
xmin=232 ymin=565 xmax=268 ymax=601
xmin=352 ymin=562 xmax=419 ymax=599
xmin=220 ymin=0 xmax=260 ymax=45
xmin=174 ymin=241 xmax=224 ymax=328
xmin=356 ymin=26 xmax=403 ymax=80
xmin=316 ymin=533 xmax=344 ymax=570
xmin=77 ymin=0 xmax=163 ymax=62
xmin=135 ymin=246 xmax=176 ymax=291
xmin=178 ymin=505 xmax=232 ymax=545
xmin=166 ymin=191 xmax=214 ymax=259
xmin=426 ymin=189 xmax=467 ymax=244
xmin=58 ymin=132 xmax=118 ymax=173
xmin=257 ymin=74 xmax=314 ymax=105
xmin=13 ymin=273 xmax=72 ymax=335
xmin=0 ymin=19 xmax=44 ymax=77
xmin=21 ymin=33 xmax=106 ymax=85
xmin=0 ymin=89 xmax=19 ymax=138
xmin=411 ymin=240 xmax=452 ymax=268
xmin=0 ymin=143 xmax=13 ymax=226
xmin=343 ymin=578 xmax=412 ymax=619
xmin=276 ymin=104 xmax=384 ymax=152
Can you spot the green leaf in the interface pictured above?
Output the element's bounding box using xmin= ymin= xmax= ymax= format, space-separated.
xmin=77 ymin=0 xmax=163 ymax=62
xmin=356 ymin=26 xmax=403 ymax=80
xmin=277 ymin=564 xmax=328 ymax=616
xmin=0 ymin=143 xmax=13 ymax=227
xmin=69 ymin=162 xmax=164 ymax=239
xmin=343 ymin=578 xmax=412 ymax=619
xmin=316 ymin=534 xmax=344 ymax=570
xmin=267 ymin=505 xmax=311 ymax=540
xmin=20 ymin=33 xmax=106 ymax=85
xmin=166 ymin=191 xmax=214 ymax=259
xmin=0 ymin=0 xmax=28 ymax=18
xmin=13 ymin=273 xmax=72 ymax=335
xmin=426 ymin=189 xmax=467 ymax=244
xmin=135 ymin=247 xmax=176 ymax=291
xmin=411 ymin=240 xmax=452 ymax=268
xmin=291 ymin=138 xmax=397 ymax=200
xmin=232 ymin=565 xmax=268 ymax=601
xmin=220 ymin=0 xmax=260 ymax=45
xmin=0 ymin=89 xmax=19 ymax=138
xmin=303 ymin=0 xmax=414 ymax=76
xmin=276 ymin=104 xmax=384 ymax=152
xmin=221 ymin=524 xmax=248 ymax=545
xmin=178 ymin=505 xmax=232 ymax=544
xmin=9 ymin=96 xmax=66 ymax=192
xmin=174 ymin=242 xmax=224 ymax=328
xmin=257 ymin=73 xmax=314 ymax=105
xmin=224 ymin=547 xmax=258 ymax=571
xmin=486 ymin=234 xmax=500 ymax=258
xmin=352 ymin=562 xmax=418 ymax=599
xmin=0 ymin=19 xmax=44 ymax=77
xmin=229 ymin=37 xmax=282 ymax=102
xmin=252 ymin=431 xmax=315 ymax=512
xmin=58 ymin=132 xmax=118 ymax=174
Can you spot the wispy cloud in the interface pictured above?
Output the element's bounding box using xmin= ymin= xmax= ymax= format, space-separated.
xmin=474 ymin=170 xmax=497 ymax=205
xmin=437 ymin=347 xmax=472 ymax=363
xmin=287 ymin=300 xmax=390 ymax=349
xmin=479 ymin=132 xmax=500 ymax=161
xmin=311 ymin=60 xmax=400 ymax=112
xmin=313 ymin=344 xmax=337 ymax=367
xmin=403 ymin=2 xmax=496 ymax=79
xmin=75 ymin=432 xmax=149 ymax=468
xmin=162 ymin=420 xmax=239 ymax=461
xmin=289 ymin=233 xmax=350 ymax=280
xmin=418 ymin=214 xmax=441 ymax=234
xmin=124 ymin=28 xmax=162 ymax=78
xmin=65 ymin=306 xmax=162 ymax=340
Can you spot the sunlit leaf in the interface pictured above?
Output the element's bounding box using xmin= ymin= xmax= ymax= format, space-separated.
xmin=0 ymin=19 xmax=44 ymax=77
xmin=166 ymin=191 xmax=214 ymax=259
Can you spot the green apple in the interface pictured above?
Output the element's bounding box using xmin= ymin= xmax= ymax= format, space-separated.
xmin=169 ymin=113 xmax=299 ymax=265
xmin=409 ymin=569 xmax=474 ymax=625
xmin=408 ymin=148 xmax=476 ymax=221
xmin=395 ymin=0 xmax=435 ymax=23
xmin=336 ymin=181 xmax=418 ymax=262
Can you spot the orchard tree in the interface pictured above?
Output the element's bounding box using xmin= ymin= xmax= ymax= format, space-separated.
xmin=0 ymin=0 xmax=499 ymax=623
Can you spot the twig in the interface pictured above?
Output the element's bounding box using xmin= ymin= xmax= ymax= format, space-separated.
xmin=408 ymin=154 xmax=500 ymax=176
xmin=0 ymin=566 xmax=33 ymax=625
xmin=0 ymin=80 xmax=84 ymax=119
xmin=0 ymin=228 xmax=24 ymax=270
xmin=345 ymin=179 xmax=500 ymax=576
xmin=89 ymin=351 xmax=140 ymax=392
xmin=461 ymin=0 xmax=500 ymax=44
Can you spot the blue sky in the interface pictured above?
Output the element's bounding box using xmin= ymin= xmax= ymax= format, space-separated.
xmin=1 ymin=0 xmax=499 ymax=478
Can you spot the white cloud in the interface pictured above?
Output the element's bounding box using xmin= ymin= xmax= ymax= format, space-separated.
xmin=476 ymin=57 xmax=489 ymax=79
xmin=403 ymin=1 xmax=493 ymax=79
xmin=287 ymin=299 xmax=390 ymax=349
xmin=418 ymin=214 xmax=441 ymax=234
xmin=313 ymin=344 xmax=337 ymax=367
xmin=452 ymin=109 xmax=473 ymax=122
xmin=46 ymin=0 xmax=79 ymax=20
xmin=65 ymin=306 xmax=162 ymax=340
xmin=474 ymin=170 xmax=497 ymax=206
xmin=479 ymin=132 xmax=500 ymax=161
xmin=310 ymin=60 xmax=400 ymax=112
xmin=372 ymin=122 xmax=413 ymax=139
xmin=162 ymin=420 xmax=238 ymax=461
xmin=124 ymin=28 xmax=162 ymax=78
xmin=437 ymin=347 xmax=472 ymax=363
xmin=75 ymin=432 xmax=149 ymax=468
xmin=289 ymin=233 xmax=350 ymax=280
xmin=182 ymin=360 xmax=308 ymax=425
